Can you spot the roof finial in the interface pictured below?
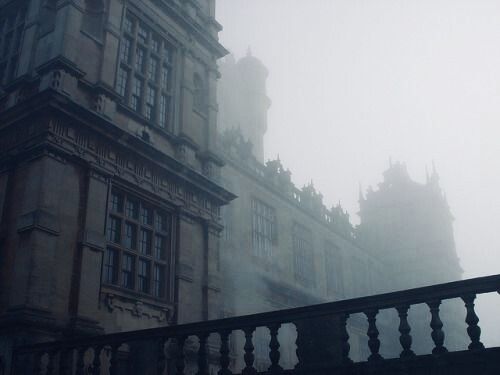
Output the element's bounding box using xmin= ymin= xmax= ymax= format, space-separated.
xmin=359 ymin=182 xmax=365 ymax=201
xmin=247 ymin=46 xmax=252 ymax=57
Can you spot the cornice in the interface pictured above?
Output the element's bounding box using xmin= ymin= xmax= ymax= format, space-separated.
xmin=0 ymin=90 xmax=236 ymax=222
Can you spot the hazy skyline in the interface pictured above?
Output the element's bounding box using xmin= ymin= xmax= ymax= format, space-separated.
xmin=217 ymin=0 xmax=500 ymax=343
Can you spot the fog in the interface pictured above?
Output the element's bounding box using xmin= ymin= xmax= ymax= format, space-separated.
xmin=217 ymin=0 xmax=500 ymax=345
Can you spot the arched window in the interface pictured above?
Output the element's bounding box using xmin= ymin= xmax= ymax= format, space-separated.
xmin=193 ymin=73 xmax=206 ymax=113
xmin=82 ymin=0 xmax=104 ymax=39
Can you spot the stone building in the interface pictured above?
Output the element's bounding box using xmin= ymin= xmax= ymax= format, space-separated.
xmin=216 ymin=54 xmax=465 ymax=364
xmin=0 ymin=0 xmax=235 ymax=368
xmin=0 ymin=0 xmax=465 ymax=372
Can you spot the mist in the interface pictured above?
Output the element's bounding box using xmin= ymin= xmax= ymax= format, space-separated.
xmin=217 ymin=0 xmax=500 ymax=345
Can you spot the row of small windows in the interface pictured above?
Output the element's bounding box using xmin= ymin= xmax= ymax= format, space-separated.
xmin=0 ymin=6 xmax=27 ymax=86
xmin=115 ymin=12 xmax=174 ymax=129
xmin=248 ymin=199 xmax=345 ymax=293
xmin=104 ymin=190 xmax=173 ymax=299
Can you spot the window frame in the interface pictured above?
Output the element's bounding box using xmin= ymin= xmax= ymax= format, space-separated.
xmin=103 ymin=188 xmax=175 ymax=302
xmin=251 ymin=198 xmax=277 ymax=258
xmin=115 ymin=10 xmax=176 ymax=130
xmin=292 ymin=223 xmax=316 ymax=288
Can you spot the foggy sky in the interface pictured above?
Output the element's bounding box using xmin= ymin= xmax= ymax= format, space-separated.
xmin=217 ymin=0 xmax=500 ymax=344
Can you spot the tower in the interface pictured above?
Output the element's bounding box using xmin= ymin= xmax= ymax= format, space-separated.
xmin=217 ymin=50 xmax=271 ymax=162
xmin=0 ymin=0 xmax=234 ymax=365
xmin=357 ymin=161 xmax=462 ymax=290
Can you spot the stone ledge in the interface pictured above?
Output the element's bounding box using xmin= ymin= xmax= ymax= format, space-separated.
xmin=17 ymin=209 xmax=60 ymax=236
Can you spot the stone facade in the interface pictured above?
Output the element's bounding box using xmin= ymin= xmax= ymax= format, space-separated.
xmin=0 ymin=0 xmax=235 ymax=369
xmin=216 ymin=54 xmax=465 ymax=364
xmin=0 ymin=0 xmax=465 ymax=372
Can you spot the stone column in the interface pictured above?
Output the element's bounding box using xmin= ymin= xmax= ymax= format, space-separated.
xmin=72 ymin=168 xmax=109 ymax=335
xmin=204 ymin=221 xmax=222 ymax=321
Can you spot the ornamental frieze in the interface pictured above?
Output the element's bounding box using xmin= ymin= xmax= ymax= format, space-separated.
xmin=0 ymin=114 xmax=222 ymax=223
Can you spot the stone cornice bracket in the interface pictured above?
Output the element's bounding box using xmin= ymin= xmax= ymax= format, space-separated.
xmin=36 ymin=56 xmax=86 ymax=80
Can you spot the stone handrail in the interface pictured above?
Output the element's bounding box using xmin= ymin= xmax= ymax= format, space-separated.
xmin=12 ymin=274 xmax=500 ymax=374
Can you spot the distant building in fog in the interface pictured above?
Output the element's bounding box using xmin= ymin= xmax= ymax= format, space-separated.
xmin=216 ymin=53 xmax=464 ymax=362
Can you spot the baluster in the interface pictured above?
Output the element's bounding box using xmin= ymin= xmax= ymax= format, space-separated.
xmin=241 ymin=327 xmax=257 ymax=375
xmin=75 ymin=347 xmax=86 ymax=375
xmin=218 ymin=330 xmax=232 ymax=375
xmin=340 ymin=314 xmax=353 ymax=364
xmin=175 ymin=336 xmax=187 ymax=375
xmin=92 ymin=345 xmax=103 ymax=375
xmin=462 ymin=294 xmax=485 ymax=350
xmin=365 ymin=310 xmax=383 ymax=361
xmin=109 ymin=343 xmax=121 ymax=375
xmin=268 ymin=324 xmax=283 ymax=374
xmin=46 ymin=351 xmax=56 ymax=375
xmin=157 ymin=337 xmax=167 ymax=375
xmin=197 ymin=333 xmax=209 ymax=375
xmin=59 ymin=348 xmax=71 ymax=375
xmin=33 ymin=351 xmax=43 ymax=375
xmin=396 ymin=305 xmax=415 ymax=359
xmin=427 ymin=300 xmax=448 ymax=355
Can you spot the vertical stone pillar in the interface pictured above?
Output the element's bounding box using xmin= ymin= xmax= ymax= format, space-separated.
xmin=175 ymin=211 xmax=198 ymax=324
xmin=73 ymin=168 xmax=109 ymax=334
xmin=178 ymin=48 xmax=195 ymax=138
xmin=99 ymin=0 xmax=123 ymax=87
xmin=206 ymin=64 xmax=219 ymax=152
xmin=205 ymin=221 xmax=222 ymax=320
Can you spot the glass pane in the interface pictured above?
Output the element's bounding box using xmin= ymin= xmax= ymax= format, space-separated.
xmin=140 ymin=229 xmax=152 ymax=255
xmin=122 ymin=253 xmax=135 ymax=289
xmin=154 ymin=235 xmax=166 ymax=260
xmin=138 ymin=259 xmax=150 ymax=293
xmin=153 ymin=264 xmax=165 ymax=297
xmin=126 ymin=199 xmax=139 ymax=219
xmin=107 ymin=217 xmax=121 ymax=244
xmin=124 ymin=222 xmax=137 ymax=249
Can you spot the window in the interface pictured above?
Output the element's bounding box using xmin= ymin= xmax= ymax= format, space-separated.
xmin=145 ymin=86 xmax=156 ymax=121
xmin=153 ymin=265 xmax=165 ymax=297
xmin=120 ymin=38 xmax=132 ymax=63
xmin=0 ymin=6 xmax=27 ymax=86
xmin=116 ymin=12 xmax=175 ymax=128
xmin=104 ymin=189 xmax=174 ymax=299
xmin=159 ymin=95 xmax=169 ymax=129
xmin=104 ymin=248 xmax=118 ymax=284
xmin=122 ymin=253 xmax=135 ymax=289
xmin=135 ymin=47 xmax=145 ymax=72
xmin=292 ymin=224 xmax=315 ymax=287
xmin=131 ymin=77 xmax=142 ymax=111
xmin=148 ymin=57 xmax=158 ymax=80
xmin=251 ymin=199 xmax=276 ymax=258
xmin=324 ymin=242 xmax=344 ymax=296
xmin=116 ymin=67 xmax=128 ymax=97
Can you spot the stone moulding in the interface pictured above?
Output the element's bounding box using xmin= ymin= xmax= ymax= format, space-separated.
xmin=0 ymin=91 xmax=236 ymax=225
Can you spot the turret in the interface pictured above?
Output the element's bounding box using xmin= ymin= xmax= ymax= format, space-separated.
xmin=217 ymin=50 xmax=271 ymax=162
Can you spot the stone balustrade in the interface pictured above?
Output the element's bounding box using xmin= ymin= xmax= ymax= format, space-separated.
xmin=11 ymin=274 xmax=500 ymax=374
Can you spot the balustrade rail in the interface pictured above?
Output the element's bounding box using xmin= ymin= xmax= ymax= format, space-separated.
xmin=11 ymin=274 xmax=500 ymax=374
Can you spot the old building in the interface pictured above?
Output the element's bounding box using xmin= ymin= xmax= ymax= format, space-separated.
xmin=216 ymin=54 xmax=465 ymax=364
xmin=0 ymin=0 xmax=235 ymax=368
xmin=0 ymin=0 xmax=466 ymax=372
